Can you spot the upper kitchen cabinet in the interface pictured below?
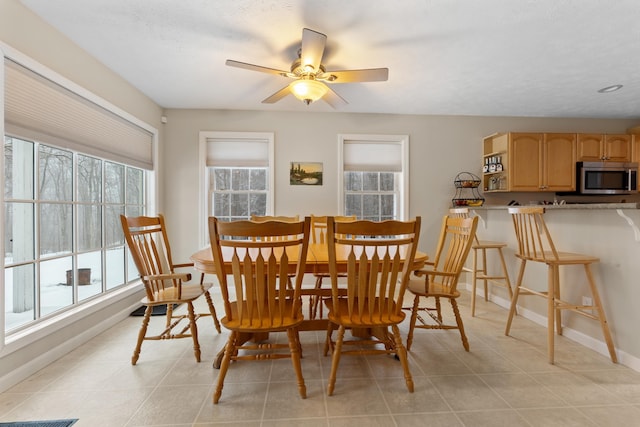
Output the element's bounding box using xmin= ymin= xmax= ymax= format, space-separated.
xmin=543 ymin=133 xmax=577 ymax=191
xmin=630 ymin=127 xmax=640 ymax=164
xmin=510 ymin=133 xmax=576 ymax=192
xmin=482 ymin=133 xmax=509 ymax=192
xmin=577 ymin=133 xmax=632 ymax=162
xmin=482 ymin=132 xmax=576 ymax=193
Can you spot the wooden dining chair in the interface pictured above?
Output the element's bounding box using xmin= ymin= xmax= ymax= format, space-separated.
xmin=250 ymin=214 xmax=300 ymax=237
xmin=120 ymin=214 xmax=221 ymax=366
xmin=308 ymin=214 xmax=356 ymax=319
xmin=208 ymin=216 xmax=311 ymax=404
xmin=323 ymin=216 xmax=421 ymax=396
xmin=449 ymin=207 xmax=513 ymax=316
xmin=405 ymin=215 xmax=478 ymax=351
xmin=505 ymin=206 xmax=617 ymax=364
xmin=250 ymin=215 xmax=300 ymax=288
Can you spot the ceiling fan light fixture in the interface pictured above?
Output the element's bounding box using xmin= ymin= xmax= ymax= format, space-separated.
xmin=289 ymin=79 xmax=328 ymax=105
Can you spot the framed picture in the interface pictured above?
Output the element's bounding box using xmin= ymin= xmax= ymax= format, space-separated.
xmin=290 ymin=162 xmax=323 ymax=185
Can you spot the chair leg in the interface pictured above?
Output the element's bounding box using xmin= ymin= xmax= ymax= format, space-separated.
xmin=554 ymin=265 xmax=563 ymax=336
xmin=391 ymin=324 xmax=414 ymax=392
xmin=186 ymin=302 xmax=201 ymax=363
xmin=166 ymin=303 xmax=174 ymax=328
xmin=287 ymin=328 xmax=307 ymax=399
xmin=584 ymin=264 xmax=618 ymax=363
xmin=203 ymin=290 xmax=222 ymax=334
xmin=451 ymin=298 xmax=469 ymax=351
xmin=132 ymin=305 xmax=152 ymax=365
xmin=481 ymin=248 xmax=489 ymax=302
xmin=324 ymin=321 xmax=336 ymax=356
xmin=406 ymin=295 xmax=420 ymax=351
xmin=547 ymin=265 xmax=556 ymax=364
xmin=497 ymin=247 xmax=514 ymax=310
xmin=471 ymin=248 xmax=478 ymax=317
xmin=327 ymin=325 xmax=346 ymax=396
xmin=213 ymin=331 xmax=238 ymax=404
xmin=310 ymin=275 xmax=324 ymax=319
xmin=505 ymin=259 xmax=526 ymax=336
xmin=200 ymin=274 xmax=222 ymax=334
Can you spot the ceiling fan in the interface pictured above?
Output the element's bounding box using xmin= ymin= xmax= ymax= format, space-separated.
xmin=225 ymin=28 xmax=388 ymax=108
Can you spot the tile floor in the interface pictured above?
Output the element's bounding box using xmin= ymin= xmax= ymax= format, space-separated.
xmin=1 ymin=288 xmax=640 ymax=427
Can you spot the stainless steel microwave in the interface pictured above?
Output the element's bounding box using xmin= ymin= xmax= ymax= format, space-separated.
xmin=578 ymin=161 xmax=638 ymax=194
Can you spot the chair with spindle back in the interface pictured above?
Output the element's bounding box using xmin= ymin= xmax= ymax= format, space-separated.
xmin=323 ymin=216 xmax=421 ymax=396
xmin=120 ymin=214 xmax=220 ymax=365
xmin=250 ymin=215 xmax=300 ymax=287
xmin=308 ymin=214 xmax=356 ymax=319
xmin=505 ymin=206 xmax=617 ymax=364
xmin=208 ymin=216 xmax=311 ymax=403
xmin=449 ymin=207 xmax=513 ymax=316
xmin=405 ymin=214 xmax=478 ymax=351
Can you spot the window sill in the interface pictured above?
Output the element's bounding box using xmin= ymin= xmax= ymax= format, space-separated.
xmin=1 ymin=282 xmax=143 ymax=356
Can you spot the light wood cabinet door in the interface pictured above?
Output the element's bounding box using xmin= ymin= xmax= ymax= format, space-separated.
xmin=509 ymin=133 xmax=542 ymax=191
xmin=544 ymin=133 xmax=576 ymax=191
xmin=604 ymin=134 xmax=631 ymax=162
xmin=577 ymin=134 xmax=604 ymax=161
xmin=509 ymin=133 xmax=575 ymax=192
xmin=577 ymin=133 xmax=631 ymax=162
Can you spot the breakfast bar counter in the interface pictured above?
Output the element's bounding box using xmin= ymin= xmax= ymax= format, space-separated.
xmin=475 ymin=202 xmax=640 ymax=210
xmin=464 ymin=204 xmax=640 ymax=369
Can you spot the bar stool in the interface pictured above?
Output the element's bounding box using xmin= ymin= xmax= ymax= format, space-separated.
xmin=449 ymin=208 xmax=513 ymax=317
xmin=505 ymin=206 xmax=617 ymax=364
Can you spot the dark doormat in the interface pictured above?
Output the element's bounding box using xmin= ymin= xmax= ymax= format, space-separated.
xmin=0 ymin=420 xmax=78 ymax=427
xmin=130 ymin=304 xmax=179 ymax=317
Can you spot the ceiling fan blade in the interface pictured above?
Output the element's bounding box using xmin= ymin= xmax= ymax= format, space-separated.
xmin=261 ymin=85 xmax=291 ymax=104
xmin=301 ymin=28 xmax=327 ymax=71
xmin=226 ymin=59 xmax=288 ymax=76
xmin=323 ymin=86 xmax=348 ymax=109
xmin=321 ymin=68 xmax=389 ymax=83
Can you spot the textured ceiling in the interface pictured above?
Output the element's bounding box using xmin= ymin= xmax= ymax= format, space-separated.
xmin=19 ymin=0 xmax=640 ymax=119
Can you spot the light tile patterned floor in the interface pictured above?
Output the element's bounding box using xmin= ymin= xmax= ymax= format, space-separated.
xmin=1 ymin=288 xmax=639 ymax=426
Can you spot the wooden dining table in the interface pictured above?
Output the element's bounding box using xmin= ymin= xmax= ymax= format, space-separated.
xmin=191 ymin=243 xmax=428 ymax=367
xmin=191 ymin=243 xmax=427 ymax=275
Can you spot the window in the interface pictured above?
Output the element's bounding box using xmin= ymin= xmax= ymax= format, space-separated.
xmin=344 ymin=171 xmax=398 ymax=221
xmin=339 ymin=134 xmax=409 ymax=221
xmin=2 ymin=50 xmax=156 ymax=341
xmin=210 ymin=167 xmax=268 ymax=221
xmin=4 ymin=136 xmax=147 ymax=332
xmin=199 ymin=132 xmax=274 ymax=246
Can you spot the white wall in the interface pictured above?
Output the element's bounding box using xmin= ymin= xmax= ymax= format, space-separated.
xmin=162 ymin=109 xmax=638 ymax=257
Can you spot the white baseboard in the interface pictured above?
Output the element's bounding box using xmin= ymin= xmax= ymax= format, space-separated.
xmin=463 ymin=282 xmax=639 ymax=371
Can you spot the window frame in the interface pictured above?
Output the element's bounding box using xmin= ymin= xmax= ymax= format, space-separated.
xmin=198 ymin=131 xmax=274 ymax=247
xmin=4 ymin=137 xmax=149 ymax=332
xmin=337 ymin=134 xmax=410 ymax=221
xmin=0 ymin=42 xmax=158 ymax=353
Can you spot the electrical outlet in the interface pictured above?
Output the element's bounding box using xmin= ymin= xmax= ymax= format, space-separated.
xmin=582 ymin=296 xmax=593 ymax=307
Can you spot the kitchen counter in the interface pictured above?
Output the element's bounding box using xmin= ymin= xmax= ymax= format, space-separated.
xmin=476 ymin=202 xmax=640 ymax=210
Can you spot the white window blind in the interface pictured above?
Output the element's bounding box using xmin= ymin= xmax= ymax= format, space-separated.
xmin=343 ymin=140 xmax=402 ymax=172
xmin=206 ymin=138 xmax=270 ymax=167
xmin=4 ymin=59 xmax=154 ymax=170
